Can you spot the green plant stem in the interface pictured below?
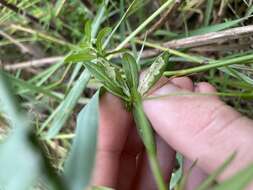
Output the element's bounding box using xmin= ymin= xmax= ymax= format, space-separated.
xmin=10 ymin=24 xmax=74 ymax=47
xmin=115 ymin=0 xmax=175 ymax=51
xmin=164 ymin=54 xmax=253 ymax=77
xmin=149 ymin=153 xmax=167 ymax=190
xmin=204 ymin=0 xmax=214 ymax=26
xmin=144 ymin=91 xmax=253 ymax=100
xmin=136 ymin=40 xmax=204 ymax=63
xmin=103 ymin=0 xmax=137 ymax=49
xmin=133 ymin=94 xmax=166 ymax=190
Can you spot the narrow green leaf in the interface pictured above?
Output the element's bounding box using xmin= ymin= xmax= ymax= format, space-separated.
xmin=122 ymin=53 xmax=139 ymax=90
xmin=85 ymin=20 xmax=92 ymax=43
xmin=105 ymin=48 xmax=128 ymax=56
xmin=4 ymin=73 xmax=60 ymax=101
xmin=220 ymin=67 xmax=253 ymax=86
xmin=204 ymin=0 xmax=214 ymax=26
xmin=115 ymin=0 xmax=175 ymax=51
xmin=196 ymin=153 xmax=236 ymax=190
xmin=67 ymin=62 xmax=83 ymax=89
xmin=133 ymin=96 xmax=166 ymax=190
xmin=65 ymin=49 xmax=96 ymax=63
xmin=178 ymin=17 xmax=248 ymax=38
xmin=138 ymin=52 xmax=170 ymax=95
xmin=65 ymin=91 xmax=100 ymax=190
xmin=0 ymin=73 xmax=68 ymax=190
xmin=133 ymin=98 xmax=156 ymax=155
xmin=0 ymin=73 xmax=40 ymax=190
xmin=43 ymin=70 xmax=91 ymax=138
xmin=83 ymin=62 xmax=125 ymax=99
xmin=96 ymin=27 xmax=112 ymax=54
xmin=164 ymin=54 xmax=253 ymax=77
xmin=91 ymin=0 xmax=109 ymax=38
xmin=54 ymin=0 xmax=66 ymax=16
xmin=212 ymin=162 xmax=253 ymax=190
xmin=103 ymin=0 xmax=138 ymax=49
xmin=0 ymin=130 xmax=41 ymax=190
xmin=246 ymin=5 xmax=253 ymax=17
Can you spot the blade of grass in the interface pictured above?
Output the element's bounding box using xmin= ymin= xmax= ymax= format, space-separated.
xmin=42 ymin=70 xmax=90 ymax=138
xmin=119 ymin=0 xmax=126 ymax=41
xmin=137 ymin=40 xmax=204 ymax=63
xmin=178 ymin=17 xmax=248 ymax=38
xmin=133 ymin=97 xmax=167 ymax=190
xmin=54 ymin=0 xmax=66 ymax=17
xmin=164 ymin=54 xmax=253 ymax=77
xmin=91 ymin=0 xmax=109 ymax=39
xmin=212 ymin=162 xmax=253 ymax=190
xmin=64 ymin=91 xmax=100 ymax=190
xmin=115 ymin=0 xmax=176 ymax=51
xmin=204 ymin=0 xmax=214 ymax=26
xmin=0 ymin=72 xmax=66 ymax=190
xmin=103 ymin=0 xmax=137 ymax=49
xmin=196 ymin=153 xmax=236 ymax=190
xmin=10 ymin=24 xmax=74 ymax=48
xmin=4 ymin=72 xmax=61 ymax=101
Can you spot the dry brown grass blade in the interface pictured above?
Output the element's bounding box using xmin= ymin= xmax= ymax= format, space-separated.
xmin=2 ymin=56 xmax=63 ymax=70
xmin=141 ymin=25 xmax=253 ymax=58
xmin=0 ymin=30 xmax=33 ymax=55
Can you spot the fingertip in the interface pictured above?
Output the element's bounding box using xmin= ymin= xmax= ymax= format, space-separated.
xmin=194 ymin=82 xmax=217 ymax=93
xmin=100 ymin=93 xmax=123 ymax=108
xmin=148 ymin=82 xmax=180 ymax=96
xmin=95 ymin=93 xmax=133 ymax=188
xmin=171 ymin=77 xmax=194 ymax=91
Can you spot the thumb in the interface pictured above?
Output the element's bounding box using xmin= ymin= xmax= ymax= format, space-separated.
xmin=143 ymin=81 xmax=253 ymax=181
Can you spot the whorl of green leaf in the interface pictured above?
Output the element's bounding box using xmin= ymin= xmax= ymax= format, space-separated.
xmin=83 ymin=62 xmax=125 ymax=99
xmin=138 ymin=52 xmax=170 ymax=95
xmin=122 ymin=53 xmax=139 ymax=90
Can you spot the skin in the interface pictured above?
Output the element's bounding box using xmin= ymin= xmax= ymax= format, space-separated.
xmin=91 ymin=77 xmax=253 ymax=190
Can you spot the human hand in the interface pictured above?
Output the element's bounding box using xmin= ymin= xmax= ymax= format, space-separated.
xmin=143 ymin=77 xmax=253 ymax=189
xmin=92 ymin=77 xmax=253 ymax=190
xmin=91 ymin=93 xmax=175 ymax=189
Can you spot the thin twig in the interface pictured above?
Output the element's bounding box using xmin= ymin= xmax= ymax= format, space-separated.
xmin=2 ymin=56 xmax=63 ymax=71
xmin=10 ymin=24 xmax=73 ymax=47
xmin=141 ymin=25 xmax=253 ymax=58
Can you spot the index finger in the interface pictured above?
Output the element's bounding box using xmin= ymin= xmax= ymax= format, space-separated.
xmin=91 ymin=93 xmax=133 ymax=188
